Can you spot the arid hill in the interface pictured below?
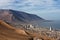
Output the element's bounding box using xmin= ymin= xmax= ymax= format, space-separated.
xmin=0 ymin=9 xmax=44 ymax=24
xmin=0 ymin=20 xmax=33 ymax=40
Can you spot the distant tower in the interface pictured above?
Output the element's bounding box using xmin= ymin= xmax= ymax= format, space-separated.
xmin=50 ymin=26 xmax=52 ymax=31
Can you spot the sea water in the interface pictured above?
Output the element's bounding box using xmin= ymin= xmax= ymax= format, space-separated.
xmin=39 ymin=20 xmax=60 ymax=30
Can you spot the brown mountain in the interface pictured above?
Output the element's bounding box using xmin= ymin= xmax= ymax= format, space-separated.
xmin=0 ymin=9 xmax=44 ymax=24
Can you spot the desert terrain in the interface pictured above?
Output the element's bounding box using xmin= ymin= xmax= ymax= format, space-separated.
xmin=0 ymin=20 xmax=59 ymax=40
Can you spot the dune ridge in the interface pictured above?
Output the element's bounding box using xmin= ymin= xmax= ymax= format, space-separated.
xmin=0 ymin=20 xmax=32 ymax=40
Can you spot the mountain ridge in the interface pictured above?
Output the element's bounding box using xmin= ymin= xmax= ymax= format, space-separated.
xmin=0 ymin=9 xmax=44 ymax=24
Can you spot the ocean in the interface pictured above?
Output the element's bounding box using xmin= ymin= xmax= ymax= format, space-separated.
xmin=38 ymin=20 xmax=60 ymax=30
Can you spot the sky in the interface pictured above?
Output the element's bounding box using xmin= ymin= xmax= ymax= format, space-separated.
xmin=0 ymin=0 xmax=60 ymax=20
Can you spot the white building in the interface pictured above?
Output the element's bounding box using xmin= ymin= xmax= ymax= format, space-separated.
xmin=50 ymin=26 xmax=52 ymax=31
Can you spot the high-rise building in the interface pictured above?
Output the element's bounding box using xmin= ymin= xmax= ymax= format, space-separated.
xmin=50 ymin=26 xmax=52 ymax=31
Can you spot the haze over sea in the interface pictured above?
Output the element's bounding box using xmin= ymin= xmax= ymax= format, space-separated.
xmin=39 ymin=20 xmax=60 ymax=30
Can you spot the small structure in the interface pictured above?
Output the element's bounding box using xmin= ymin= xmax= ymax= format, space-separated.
xmin=33 ymin=37 xmax=43 ymax=40
xmin=29 ymin=24 xmax=34 ymax=28
xmin=49 ymin=26 xmax=53 ymax=32
xmin=25 ymin=24 xmax=34 ymax=29
xmin=50 ymin=26 xmax=52 ymax=31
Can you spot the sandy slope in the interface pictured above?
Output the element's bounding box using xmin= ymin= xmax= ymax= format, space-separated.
xmin=0 ymin=20 xmax=32 ymax=40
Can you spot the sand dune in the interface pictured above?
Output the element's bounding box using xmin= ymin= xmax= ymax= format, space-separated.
xmin=0 ymin=20 xmax=32 ymax=40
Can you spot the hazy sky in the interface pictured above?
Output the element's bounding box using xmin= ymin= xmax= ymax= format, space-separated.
xmin=0 ymin=0 xmax=60 ymax=20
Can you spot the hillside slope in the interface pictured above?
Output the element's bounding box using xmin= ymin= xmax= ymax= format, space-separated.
xmin=0 ymin=9 xmax=44 ymax=23
xmin=0 ymin=20 xmax=32 ymax=40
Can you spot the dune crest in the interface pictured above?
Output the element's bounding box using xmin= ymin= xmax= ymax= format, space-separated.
xmin=0 ymin=20 xmax=32 ymax=40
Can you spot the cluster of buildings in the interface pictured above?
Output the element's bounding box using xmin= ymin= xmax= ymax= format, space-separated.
xmin=14 ymin=23 xmax=60 ymax=40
